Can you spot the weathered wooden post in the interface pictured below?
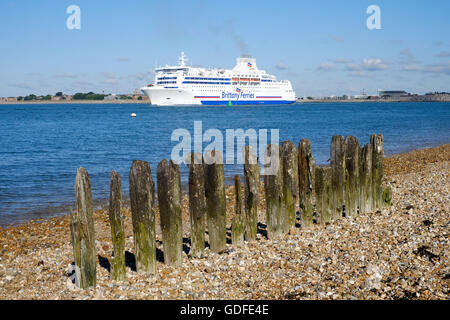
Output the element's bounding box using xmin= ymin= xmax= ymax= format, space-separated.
xmin=244 ymin=146 xmax=259 ymax=241
xmin=382 ymin=187 xmax=392 ymax=207
xmin=298 ymin=139 xmax=315 ymax=228
xmin=232 ymin=175 xmax=245 ymax=245
xmin=108 ymin=171 xmax=126 ymax=281
xmin=129 ymin=160 xmax=156 ymax=274
xmin=204 ymin=150 xmax=227 ymax=253
xmin=345 ymin=136 xmax=360 ymax=217
xmin=282 ymin=141 xmax=299 ymax=232
xmin=157 ymin=159 xmax=183 ymax=266
xmin=264 ymin=144 xmax=285 ymax=239
xmin=371 ymin=134 xmax=384 ymax=210
xmin=314 ymin=166 xmax=333 ymax=224
xmin=331 ymin=136 xmax=346 ymax=219
xmin=359 ymin=144 xmax=373 ymax=213
xmin=70 ymin=167 xmax=96 ymax=289
xmin=187 ymin=153 xmax=206 ymax=258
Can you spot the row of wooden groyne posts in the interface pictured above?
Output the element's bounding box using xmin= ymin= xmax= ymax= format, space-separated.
xmin=70 ymin=134 xmax=391 ymax=289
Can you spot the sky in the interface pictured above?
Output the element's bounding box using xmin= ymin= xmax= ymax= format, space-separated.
xmin=0 ymin=0 xmax=449 ymax=97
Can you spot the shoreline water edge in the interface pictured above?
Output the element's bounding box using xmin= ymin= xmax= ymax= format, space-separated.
xmin=0 ymin=144 xmax=448 ymax=299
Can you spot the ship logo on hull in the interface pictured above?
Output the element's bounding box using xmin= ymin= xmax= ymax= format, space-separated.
xmin=222 ymin=90 xmax=255 ymax=100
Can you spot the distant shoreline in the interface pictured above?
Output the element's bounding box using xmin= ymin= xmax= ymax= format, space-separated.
xmin=0 ymin=99 xmax=150 ymax=105
xmin=1 ymin=99 xmax=449 ymax=105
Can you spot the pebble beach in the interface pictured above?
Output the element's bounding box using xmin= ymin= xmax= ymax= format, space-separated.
xmin=0 ymin=144 xmax=448 ymax=300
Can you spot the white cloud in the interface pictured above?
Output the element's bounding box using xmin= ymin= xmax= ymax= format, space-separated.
xmin=317 ymin=62 xmax=337 ymax=71
xmin=9 ymin=83 xmax=32 ymax=89
xmin=403 ymin=65 xmax=421 ymax=72
xmin=333 ymin=58 xmax=352 ymax=64
xmin=101 ymin=72 xmax=116 ymax=79
xmin=361 ymin=58 xmax=388 ymax=71
xmin=275 ymin=62 xmax=288 ymax=70
xmin=53 ymin=73 xmax=78 ymax=79
xmin=436 ymin=51 xmax=450 ymax=58
xmin=329 ymin=35 xmax=344 ymax=43
xmin=422 ymin=61 xmax=450 ymax=75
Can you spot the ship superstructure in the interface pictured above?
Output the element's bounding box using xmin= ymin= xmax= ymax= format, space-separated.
xmin=141 ymin=52 xmax=296 ymax=106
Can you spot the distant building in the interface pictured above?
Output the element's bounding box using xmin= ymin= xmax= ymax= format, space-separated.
xmin=354 ymin=89 xmax=369 ymax=100
xmin=379 ymin=90 xmax=410 ymax=98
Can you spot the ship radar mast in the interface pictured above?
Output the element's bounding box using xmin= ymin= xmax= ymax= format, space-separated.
xmin=179 ymin=52 xmax=187 ymax=67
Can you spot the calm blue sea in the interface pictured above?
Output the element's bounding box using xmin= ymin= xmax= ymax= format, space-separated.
xmin=0 ymin=102 xmax=449 ymax=226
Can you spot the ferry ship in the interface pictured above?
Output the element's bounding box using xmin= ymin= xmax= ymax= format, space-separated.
xmin=141 ymin=52 xmax=296 ymax=106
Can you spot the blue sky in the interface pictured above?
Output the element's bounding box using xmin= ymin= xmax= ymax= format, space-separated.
xmin=0 ymin=0 xmax=449 ymax=97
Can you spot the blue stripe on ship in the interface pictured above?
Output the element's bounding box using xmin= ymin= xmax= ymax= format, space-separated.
xmin=200 ymin=100 xmax=295 ymax=105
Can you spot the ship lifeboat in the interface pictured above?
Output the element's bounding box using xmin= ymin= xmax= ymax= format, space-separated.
xmin=147 ymin=84 xmax=154 ymax=87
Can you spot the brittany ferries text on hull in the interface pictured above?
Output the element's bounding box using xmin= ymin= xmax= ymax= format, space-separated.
xmin=141 ymin=52 xmax=296 ymax=106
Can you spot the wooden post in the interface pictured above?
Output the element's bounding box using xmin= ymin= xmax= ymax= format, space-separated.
xmin=298 ymin=139 xmax=315 ymax=228
xmin=382 ymin=187 xmax=392 ymax=207
xmin=371 ymin=134 xmax=384 ymax=210
xmin=345 ymin=136 xmax=360 ymax=217
xmin=108 ymin=171 xmax=126 ymax=281
xmin=359 ymin=144 xmax=373 ymax=213
xmin=71 ymin=167 xmax=96 ymax=289
xmin=204 ymin=150 xmax=227 ymax=253
xmin=282 ymin=141 xmax=299 ymax=232
xmin=231 ymin=175 xmax=245 ymax=245
xmin=129 ymin=160 xmax=156 ymax=274
xmin=331 ymin=136 xmax=346 ymax=219
xmin=314 ymin=166 xmax=333 ymax=224
xmin=157 ymin=159 xmax=183 ymax=266
xmin=243 ymin=146 xmax=259 ymax=242
xmin=187 ymin=153 xmax=206 ymax=258
xmin=264 ymin=144 xmax=285 ymax=239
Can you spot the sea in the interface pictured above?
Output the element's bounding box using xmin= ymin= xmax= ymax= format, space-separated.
xmin=0 ymin=102 xmax=449 ymax=226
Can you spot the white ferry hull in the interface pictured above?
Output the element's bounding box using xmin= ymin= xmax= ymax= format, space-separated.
xmin=141 ymin=87 xmax=199 ymax=106
xmin=141 ymin=87 xmax=295 ymax=106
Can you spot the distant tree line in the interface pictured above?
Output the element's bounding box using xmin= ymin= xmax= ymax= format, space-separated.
xmin=73 ymin=92 xmax=107 ymax=100
xmin=18 ymin=94 xmax=52 ymax=101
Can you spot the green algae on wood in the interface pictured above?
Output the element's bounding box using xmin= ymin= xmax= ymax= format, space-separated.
xmin=71 ymin=167 xmax=96 ymax=289
xmin=129 ymin=160 xmax=156 ymax=274
xmin=187 ymin=153 xmax=206 ymax=258
xmin=243 ymin=146 xmax=259 ymax=241
xmin=231 ymin=175 xmax=245 ymax=245
xmin=264 ymin=144 xmax=285 ymax=239
xmin=314 ymin=166 xmax=333 ymax=224
xmin=345 ymin=136 xmax=360 ymax=217
xmin=359 ymin=143 xmax=373 ymax=214
xmin=331 ymin=136 xmax=346 ymax=219
xmin=371 ymin=134 xmax=384 ymax=210
xmin=157 ymin=159 xmax=183 ymax=266
xmin=382 ymin=186 xmax=392 ymax=207
xmin=108 ymin=171 xmax=126 ymax=281
xmin=281 ymin=140 xmax=299 ymax=232
xmin=298 ymin=139 xmax=315 ymax=228
xmin=204 ymin=150 xmax=227 ymax=253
